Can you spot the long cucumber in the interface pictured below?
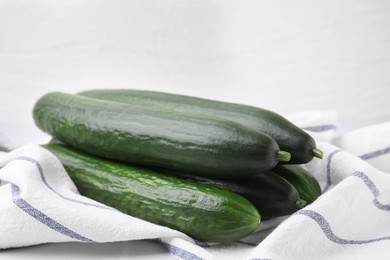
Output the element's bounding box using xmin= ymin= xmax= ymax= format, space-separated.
xmin=33 ymin=92 xmax=290 ymax=178
xmin=79 ymin=89 xmax=322 ymax=163
xmin=43 ymin=143 xmax=261 ymax=243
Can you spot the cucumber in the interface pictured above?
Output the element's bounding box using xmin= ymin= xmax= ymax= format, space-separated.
xmin=43 ymin=143 xmax=260 ymax=243
xmin=33 ymin=92 xmax=290 ymax=178
xmin=79 ymin=89 xmax=322 ymax=164
xmin=161 ymin=169 xmax=307 ymax=220
xmin=272 ymin=165 xmax=321 ymax=204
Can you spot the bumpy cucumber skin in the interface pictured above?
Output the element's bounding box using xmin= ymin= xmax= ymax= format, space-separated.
xmin=272 ymin=165 xmax=322 ymax=204
xmin=79 ymin=89 xmax=317 ymax=164
xmin=43 ymin=143 xmax=260 ymax=243
xmin=33 ymin=92 xmax=283 ymax=178
xmin=163 ymin=169 xmax=303 ymax=220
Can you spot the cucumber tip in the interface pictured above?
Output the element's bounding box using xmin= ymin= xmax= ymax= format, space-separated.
xmin=312 ymin=148 xmax=323 ymax=159
xmin=296 ymin=199 xmax=307 ymax=209
xmin=277 ymin=151 xmax=291 ymax=162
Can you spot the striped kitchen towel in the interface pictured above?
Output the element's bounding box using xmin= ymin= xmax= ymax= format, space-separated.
xmin=1 ymin=110 xmax=390 ymax=260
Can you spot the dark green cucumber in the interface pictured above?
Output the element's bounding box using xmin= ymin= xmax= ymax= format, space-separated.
xmin=33 ymin=92 xmax=290 ymax=178
xmin=162 ymin=169 xmax=306 ymax=220
xmin=43 ymin=143 xmax=260 ymax=243
xmin=272 ymin=165 xmax=322 ymax=204
xmin=79 ymin=89 xmax=322 ymax=164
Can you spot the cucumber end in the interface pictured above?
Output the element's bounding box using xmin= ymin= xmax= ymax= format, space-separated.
xmin=312 ymin=148 xmax=323 ymax=159
xmin=277 ymin=151 xmax=291 ymax=162
xmin=296 ymin=199 xmax=307 ymax=209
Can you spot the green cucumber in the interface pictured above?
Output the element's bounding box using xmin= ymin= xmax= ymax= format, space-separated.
xmin=33 ymin=92 xmax=290 ymax=178
xmin=79 ymin=89 xmax=322 ymax=164
xmin=43 ymin=143 xmax=260 ymax=243
xmin=162 ymin=169 xmax=307 ymax=220
xmin=272 ymin=165 xmax=322 ymax=204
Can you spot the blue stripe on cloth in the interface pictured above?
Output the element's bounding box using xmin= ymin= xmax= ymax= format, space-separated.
xmin=160 ymin=241 xmax=205 ymax=260
xmin=192 ymin=239 xmax=210 ymax=248
xmin=234 ymin=240 xmax=258 ymax=247
xmin=14 ymin=156 xmax=113 ymax=210
xmin=359 ymin=147 xmax=390 ymax=160
xmin=295 ymin=209 xmax=390 ymax=244
xmin=323 ymin=149 xmax=341 ymax=192
xmin=302 ymin=125 xmax=336 ymax=132
xmin=352 ymin=171 xmax=390 ymax=211
xmin=11 ymin=184 xmax=95 ymax=243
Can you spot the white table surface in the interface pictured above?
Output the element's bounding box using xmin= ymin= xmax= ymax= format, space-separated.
xmin=1 ymin=1 xmax=390 ymax=259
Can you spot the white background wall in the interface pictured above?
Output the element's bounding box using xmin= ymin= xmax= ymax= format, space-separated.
xmin=1 ymin=0 xmax=390 ymax=146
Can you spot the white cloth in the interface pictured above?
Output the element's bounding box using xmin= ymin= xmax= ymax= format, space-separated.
xmin=1 ymin=111 xmax=390 ymax=260
xmin=332 ymin=122 xmax=390 ymax=173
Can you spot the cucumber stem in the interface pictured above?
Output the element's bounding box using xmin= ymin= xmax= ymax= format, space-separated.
xmin=277 ymin=151 xmax=291 ymax=162
xmin=312 ymin=148 xmax=323 ymax=159
xmin=296 ymin=199 xmax=307 ymax=209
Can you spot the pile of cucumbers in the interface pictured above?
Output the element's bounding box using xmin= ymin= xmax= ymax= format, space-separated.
xmin=33 ymin=90 xmax=322 ymax=243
